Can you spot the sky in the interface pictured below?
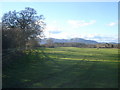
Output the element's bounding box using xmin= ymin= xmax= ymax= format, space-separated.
xmin=0 ymin=1 xmax=118 ymax=43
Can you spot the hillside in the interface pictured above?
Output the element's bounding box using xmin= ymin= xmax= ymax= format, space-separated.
xmin=39 ymin=38 xmax=99 ymax=44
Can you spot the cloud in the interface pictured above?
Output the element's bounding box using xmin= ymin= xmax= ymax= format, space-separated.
xmin=49 ymin=31 xmax=62 ymax=34
xmin=73 ymin=33 xmax=118 ymax=42
xmin=44 ymin=32 xmax=70 ymax=39
xmin=107 ymin=22 xmax=117 ymax=26
xmin=45 ymin=25 xmax=62 ymax=33
xmin=68 ymin=20 xmax=96 ymax=28
xmin=45 ymin=21 xmax=62 ymax=34
xmin=44 ymin=32 xmax=118 ymax=43
xmin=77 ymin=34 xmax=118 ymax=43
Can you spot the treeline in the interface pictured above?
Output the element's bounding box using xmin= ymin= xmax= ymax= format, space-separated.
xmin=42 ymin=42 xmax=119 ymax=48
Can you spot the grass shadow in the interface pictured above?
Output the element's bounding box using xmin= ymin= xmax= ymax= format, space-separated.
xmin=2 ymin=48 xmax=58 ymax=88
xmin=2 ymin=47 xmax=118 ymax=88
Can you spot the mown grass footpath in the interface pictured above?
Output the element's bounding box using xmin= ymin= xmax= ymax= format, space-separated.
xmin=2 ymin=47 xmax=119 ymax=88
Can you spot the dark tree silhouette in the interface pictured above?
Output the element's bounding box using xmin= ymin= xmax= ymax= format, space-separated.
xmin=2 ymin=7 xmax=46 ymax=49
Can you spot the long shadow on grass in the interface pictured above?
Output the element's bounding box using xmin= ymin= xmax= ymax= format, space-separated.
xmin=2 ymin=48 xmax=118 ymax=88
xmin=46 ymin=52 xmax=118 ymax=62
xmin=3 ymin=47 xmax=74 ymax=88
xmin=58 ymin=62 xmax=118 ymax=88
xmin=2 ymin=48 xmax=56 ymax=88
xmin=31 ymin=49 xmax=118 ymax=88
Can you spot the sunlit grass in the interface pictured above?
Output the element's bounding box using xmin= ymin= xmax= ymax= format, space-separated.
xmin=44 ymin=47 xmax=118 ymax=62
xmin=58 ymin=57 xmax=119 ymax=62
xmin=3 ymin=47 xmax=119 ymax=88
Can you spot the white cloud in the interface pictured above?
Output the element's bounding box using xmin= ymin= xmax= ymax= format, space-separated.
xmin=68 ymin=20 xmax=96 ymax=28
xmin=45 ymin=20 xmax=62 ymax=34
xmin=44 ymin=32 xmax=70 ymax=39
xmin=43 ymin=20 xmax=117 ymax=43
xmin=78 ymin=34 xmax=118 ymax=43
xmin=45 ymin=25 xmax=61 ymax=32
xmin=44 ymin=32 xmax=118 ymax=43
xmin=107 ymin=22 xmax=117 ymax=26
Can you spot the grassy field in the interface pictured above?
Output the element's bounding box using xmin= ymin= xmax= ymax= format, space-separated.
xmin=3 ymin=47 xmax=119 ymax=88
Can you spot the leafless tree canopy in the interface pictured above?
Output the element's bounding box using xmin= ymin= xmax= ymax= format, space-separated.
xmin=2 ymin=7 xmax=46 ymax=49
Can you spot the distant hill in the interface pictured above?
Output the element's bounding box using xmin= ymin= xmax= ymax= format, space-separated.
xmin=38 ymin=38 xmax=99 ymax=44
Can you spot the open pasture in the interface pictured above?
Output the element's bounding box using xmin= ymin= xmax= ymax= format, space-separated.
xmin=3 ymin=47 xmax=119 ymax=88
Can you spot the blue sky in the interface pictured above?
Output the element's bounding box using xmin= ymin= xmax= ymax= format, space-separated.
xmin=0 ymin=2 xmax=118 ymax=42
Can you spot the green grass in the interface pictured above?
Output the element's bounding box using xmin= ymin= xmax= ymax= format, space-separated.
xmin=3 ymin=47 xmax=119 ymax=88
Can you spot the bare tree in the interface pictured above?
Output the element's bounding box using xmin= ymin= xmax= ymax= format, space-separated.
xmin=2 ymin=7 xmax=46 ymax=49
